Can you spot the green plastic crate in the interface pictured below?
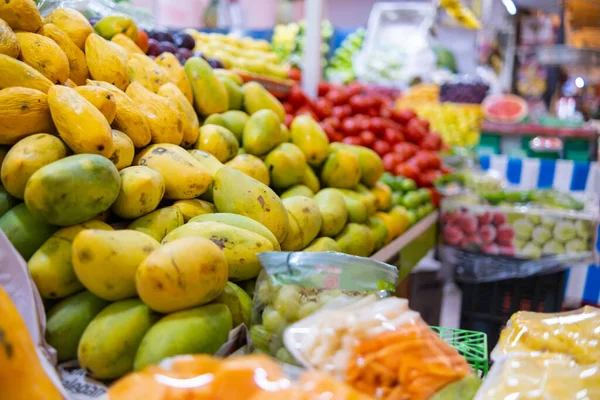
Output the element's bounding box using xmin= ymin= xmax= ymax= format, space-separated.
xmin=431 ymin=326 xmax=488 ymax=376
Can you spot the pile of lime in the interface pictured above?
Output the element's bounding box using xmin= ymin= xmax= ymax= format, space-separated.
xmin=380 ymin=173 xmax=435 ymax=226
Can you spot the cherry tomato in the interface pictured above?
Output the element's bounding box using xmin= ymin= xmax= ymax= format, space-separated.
xmin=341 ymin=118 xmax=360 ymax=136
xmin=288 ymin=67 xmax=301 ymax=81
xmin=383 ymin=153 xmax=402 ymax=172
xmin=349 ymin=95 xmax=368 ymax=113
xmin=394 ymin=163 xmax=420 ymax=181
xmin=417 ymin=118 xmax=430 ymax=131
xmin=288 ymin=85 xmax=308 ymax=107
xmin=373 ymin=140 xmax=391 ymax=157
xmin=418 ymin=169 xmax=443 ymax=188
xmin=314 ymin=98 xmax=333 ymax=119
xmin=405 ymin=118 xmax=427 ymax=144
xmin=331 ymin=132 xmax=345 ymax=142
xmin=359 ymin=131 xmax=377 ymax=147
xmin=342 ymin=136 xmax=362 ymax=146
xmin=137 ymin=29 xmax=149 ymax=53
xmin=383 ymin=128 xmax=403 ymax=145
xmin=393 ymin=142 xmax=418 ymax=161
xmin=413 ymin=153 xmax=431 ymax=170
xmin=282 ymin=101 xmax=294 ymax=114
xmin=391 ymin=109 xmax=417 ymax=124
xmin=295 ymin=106 xmax=318 ymax=121
xmin=369 ymin=118 xmax=385 ymax=135
xmin=325 ymin=89 xmax=348 ymax=106
xmin=357 ymin=117 xmax=370 ymax=132
xmin=318 ymin=82 xmax=331 ymax=97
xmin=321 ymin=116 xmax=341 ymax=129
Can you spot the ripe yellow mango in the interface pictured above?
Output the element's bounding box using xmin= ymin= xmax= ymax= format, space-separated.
xmin=158 ymin=83 xmax=199 ymax=147
xmin=172 ymin=199 xmax=216 ymax=222
xmin=184 ymin=57 xmax=228 ymax=115
xmin=281 ymin=210 xmax=303 ymax=251
xmin=74 ymin=86 xmax=117 ymax=124
xmin=0 ymin=54 xmax=53 ymax=93
xmin=195 ymin=124 xmax=238 ymax=163
xmin=16 ymin=32 xmax=69 ymax=84
xmin=280 ymin=185 xmax=314 ymax=200
xmin=48 ymin=85 xmax=114 ymax=157
xmin=28 ymin=220 xmax=112 ymax=299
xmin=155 ymin=52 xmax=193 ymax=104
xmin=78 ymin=299 xmax=157 ymax=379
xmin=290 ymin=115 xmax=330 ymax=167
xmin=136 ymin=237 xmax=229 ymax=313
xmin=225 ymin=154 xmax=270 ymax=185
xmin=313 ymin=188 xmax=348 ymax=237
xmin=0 ymin=87 xmax=55 ymax=145
xmin=264 ymin=143 xmax=307 ymax=189
xmin=283 ymin=196 xmax=322 ymax=248
xmin=330 ymin=143 xmax=384 ymax=187
xmin=1 ymin=133 xmax=68 ymax=198
xmin=111 ymin=33 xmax=144 ymax=56
xmin=189 ymin=149 xmax=223 ymax=176
xmin=0 ymin=0 xmax=42 ymax=32
xmin=85 ymin=33 xmax=128 ymax=91
xmin=320 ymin=148 xmax=361 ymax=189
xmin=45 ymin=8 xmax=92 ymax=50
xmin=302 ymin=164 xmax=321 ymax=193
xmin=355 ymin=184 xmax=378 ymax=215
xmin=243 ymin=81 xmax=286 ymax=122
xmin=371 ymin=181 xmax=393 ymax=211
xmin=375 ymin=211 xmax=400 ymax=242
xmin=134 ymin=144 xmax=212 ymax=200
xmin=0 ymin=18 xmax=19 ymax=58
xmin=109 ymin=129 xmax=134 ymax=170
xmin=242 ymin=109 xmax=285 ymax=156
xmin=126 ymin=82 xmax=183 ymax=145
xmin=303 ymin=237 xmax=341 ymax=252
xmin=128 ymin=54 xmax=170 ymax=92
xmin=127 ymin=206 xmax=184 ymax=242
xmin=72 ymin=229 xmax=161 ymax=301
xmin=335 ymin=223 xmax=374 ymax=257
xmin=111 ymin=166 xmax=165 ymax=219
xmin=38 ymin=23 xmax=88 ymax=85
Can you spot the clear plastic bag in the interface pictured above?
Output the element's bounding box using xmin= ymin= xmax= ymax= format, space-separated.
xmin=474 ymin=353 xmax=600 ymax=400
xmin=36 ymin=0 xmax=154 ymax=28
xmin=250 ymin=252 xmax=398 ymax=363
xmin=491 ymin=306 xmax=600 ymax=365
xmin=285 ymin=294 xmax=479 ymax=400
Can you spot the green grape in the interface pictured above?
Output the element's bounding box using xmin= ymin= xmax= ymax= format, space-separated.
xmin=262 ymin=305 xmax=286 ymax=334
xmin=250 ymin=325 xmax=271 ymax=352
xmin=255 ymin=278 xmax=272 ymax=305
xmin=273 ymin=285 xmax=301 ymax=321
xmin=297 ymin=301 xmax=320 ymax=320
xmin=275 ymin=347 xmax=297 ymax=365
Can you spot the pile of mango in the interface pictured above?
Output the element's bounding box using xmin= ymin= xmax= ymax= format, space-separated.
xmin=0 ymin=0 xmax=412 ymax=382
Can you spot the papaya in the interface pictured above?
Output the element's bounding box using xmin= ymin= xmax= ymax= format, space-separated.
xmin=320 ymin=148 xmax=361 ymax=189
xmin=213 ymin=282 xmax=251 ymax=327
xmin=0 ymin=18 xmax=19 ymax=58
xmin=73 ymin=229 xmax=161 ymax=301
xmin=134 ymin=144 xmax=212 ymax=200
xmin=155 ymin=52 xmax=193 ymax=104
xmin=163 ymin=221 xmax=274 ymax=281
xmin=172 ymin=199 xmax=215 ymax=222
xmin=0 ymin=54 xmax=53 ymax=93
xmin=188 ymin=149 xmax=224 ymax=176
xmin=158 ymin=83 xmax=199 ymax=147
xmin=242 ymin=109 xmax=285 ymax=156
xmin=24 ymin=154 xmax=121 ymax=226
xmin=136 ymin=237 xmax=229 ymax=313
xmin=111 ymin=166 xmax=164 ymax=219
xmin=225 ymin=153 xmax=270 ymax=185
xmin=371 ymin=181 xmax=393 ymax=211
xmin=109 ymin=129 xmax=135 ymax=170
xmin=243 ymin=81 xmax=286 ymax=122
xmin=74 ymin=86 xmax=117 ymax=124
xmin=213 ymin=68 xmax=243 ymax=85
xmin=336 ymin=189 xmax=367 ymax=223
xmin=335 ymin=223 xmax=374 ymax=257
xmin=28 ymin=220 xmax=112 ymax=299
xmin=280 ymin=185 xmax=314 ymax=200
xmin=184 ymin=57 xmax=228 ymax=115
xmin=0 ymin=285 xmax=63 ymax=400
xmin=134 ymin=304 xmax=232 ymax=371
xmin=78 ymin=299 xmax=157 ymax=379
xmin=87 ymin=80 xmax=151 ymax=148
xmin=330 ymin=143 xmax=384 ymax=187
xmin=283 ymin=196 xmax=322 ymax=248
xmin=195 ymin=124 xmax=239 ymax=163
xmin=16 ymin=32 xmax=69 ymax=84
xmin=0 ymin=87 xmax=55 ymax=145
xmin=280 ymin=210 xmax=303 ymax=251
xmin=111 ymin=33 xmax=144 ymax=56
xmin=314 ymin=188 xmax=348 ymax=237
xmin=85 ymin=33 xmax=128 ymax=91
xmin=290 ymin=115 xmax=329 ymax=167
xmin=127 ymin=206 xmax=184 ymax=242
xmin=302 ymin=164 xmax=321 ymax=193
xmin=95 ymin=15 xmax=138 ymax=41
xmin=219 ymin=76 xmax=243 ymax=110
xmin=38 ymin=23 xmax=88 ymax=85
xmin=46 ymin=291 xmax=109 ymax=362
xmin=126 ymin=82 xmax=183 ymax=145
xmin=264 ymin=142 xmax=307 ymax=189
xmin=45 ymin=8 xmax=92 ymax=50
xmin=190 ymin=212 xmax=280 ymax=251
xmin=127 ymin=54 xmax=170 ymax=93
xmin=303 ymin=237 xmax=341 ymax=252
xmin=204 ymin=110 xmax=249 ymax=144
xmin=367 ymin=216 xmax=389 ymax=252
xmin=0 ymin=203 xmax=58 ymax=260
xmin=213 ymin=167 xmax=290 ymax=243
xmin=0 ymin=0 xmax=42 ymax=32
xmin=0 ymin=186 xmax=17 ymax=217
xmin=47 ymin=85 xmax=114 ymax=157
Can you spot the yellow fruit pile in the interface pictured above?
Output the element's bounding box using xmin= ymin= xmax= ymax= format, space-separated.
xmin=0 ymin=0 xmax=412 ymax=388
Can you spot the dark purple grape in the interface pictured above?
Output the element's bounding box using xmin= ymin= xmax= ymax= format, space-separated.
xmin=88 ymin=17 xmax=101 ymax=27
xmin=206 ymin=58 xmax=224 ymax=69
xmin=176 ymin=48 xmax=193 ymax=64
xmin=147 ymin=38 xmax=161 ymax=57
xmin=173 ymin=33 xmax=195 ymax=50
xmin=157 ymin=41 xmax=178 ymax=54
xmin=150 ymin=29 xmax=174 ymax=43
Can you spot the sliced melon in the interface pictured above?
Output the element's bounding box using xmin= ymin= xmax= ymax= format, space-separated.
xmin=482 ymin=94 xmax=528 ymax=124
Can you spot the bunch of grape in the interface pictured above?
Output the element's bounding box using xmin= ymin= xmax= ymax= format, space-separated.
xmin=440 ymin=82 xmax=489 ymax=104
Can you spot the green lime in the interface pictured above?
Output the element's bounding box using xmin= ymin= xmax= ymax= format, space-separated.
xmin=406 ymin=210 xmax=418 ymax=226
xmin=422 ymin=202 xmax=435 ymax=215
xmin=402 ymin=192 xmax=421 ymax=209
xmin=417 ymin=188 xmax=431 ymax=203
xmin=483 ymin=191 xmax=506 ymax=205
xmin=401 ymin=178 xmax=417 ymax=192
xmin=391 ymin=192 xmax=404 ymax=206
xmin=416 ymin=205 xmax=429 ymax=220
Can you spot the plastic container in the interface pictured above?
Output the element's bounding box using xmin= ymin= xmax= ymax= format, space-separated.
xmin=431 ymin=326 xmax=488 ymax=377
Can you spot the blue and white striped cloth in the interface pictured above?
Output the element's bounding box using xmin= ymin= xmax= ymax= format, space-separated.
xmin=479 ymin=155 xmax=600 ymax=306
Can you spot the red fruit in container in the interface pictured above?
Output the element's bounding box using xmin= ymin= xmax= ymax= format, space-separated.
xmin=341 ymin=118 xmax=360 ymax=136
xmin=342 ymin=136 xmax=362 ymax=146
xmin=394 ymin=163 xmax=419 ymax=181
xmin=446 ymin=211 xmax=461 ymax=226
xmin=443 ymin=225 xmax=464 ymax=246
xmin=492 ymin=212 xmax=507 ymax=226
xmin=383 ymin=153 xmax=402 ymax=172
xmin=405 ymin=119 xmax=427 ymax=144
xmin=383 ymin=128 xmax=403 ymax=145
xmin=359 ymin=131 xmax=377 ymax=147
xmin=499 ymin=245 xmax=515 ymax=256
xmin=496 ymin=224 xmax=515 ymax=246
xmin=373 ymin=140 xmax=391 ymax=157
xmin=288 ymin=85 xmax=308 ymax=107
xmin=440 ymin=211 xmax=451 ymax=225
xmin=463 ymin=234 xmax=483 ymax=250
xmin=314 ymin=98 xmax=333 ymax=119
xmin=478 ymin=212 xmax=492 ymax=226
xmin=318 ymin=82 xmax=331 ymax=96
xmin=391 ymin=109 xmax=417 ymax=124
xmin=282 ymin=102 xmax=294 ymax=114
xmin=482 ymin=243 xmax=500 ymax=255
xmin=479 ymin=225 xmax=497 ymax=243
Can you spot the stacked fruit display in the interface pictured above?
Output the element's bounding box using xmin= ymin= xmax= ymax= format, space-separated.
xmin=380 ymin=173 xmax=437 ymax=226
xmin=0 ymin=1 xmax=416 ymax=381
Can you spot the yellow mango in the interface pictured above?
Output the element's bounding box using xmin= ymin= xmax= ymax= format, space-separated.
xmin=389 ymin=206 xmax=410 ymax=237
xmin=0 ymin=87 xmax=54 ymax=145
xmin=78 ymin=299 xmax=157 ymax=379
xmin=127 ymin=54 xmax=170 ymax=93
xmin=375 ymin=211 xmax=400 ymax=242
xmin=157 ymin=82 xmax=199 ymax=147
xmin=371 ymin=181 xmax=393 ymax=211
xmin=63 ymin=79 xmax=77 ymax=88
xmin=0 ymin=0 xmax=42 ymax=32
xmin=1 ymin=134 xmax=68 ymax=198
xmin=184 ymin=57 xmax=228 ymax=115
xmin=0 ymin=54 xmax=53 ymax=92
xmin=134 ymin=143 xmax=212 ymax=200
xmin=74 ymin=85 xmax=117 ymax=124
xmin=313 ymin=188 xmax=348 ymax=237
xmin=243 ymin=81 xmax=285 ymax=122
xmin=336 ymin=189 xmax=367 ymax=223
xmin=264 ymin=143 xmax=307 ymax=189
xmin=0 ymin=18 xmax=19 ymax=58
xmin=28 ymin=220 xmax=112 ymax=299
xmin=320 ymin=148 xmax=361 ymax=189
xmin=335 ymin=223 xmax=374 ymax=257
xmin=155 ymin=52 xmax=193 ymax=104
xmin=280 ymin=185 xmax=314 ymax=199
xmin=355 ymin=183 xmax=378 ymax=215
xmin=189 ymin=149 xmax=223 ymax=176
xmin=213 ymin=166 xmax=290 ymax=243
xmin=281 ymin=210 xmax=303 ymax=251
xmin=111 ymin=166 xmax=164 ymax=219
xmin=290 ymin=114 xmax=330 ymax=167
xmin=172 ymin=199 xmax=215 ymax=222
xmin=367 ymin=216 xmax=389 ymax=251
xmin=87 ymin=80 xmax=151 ymax=148
xmin=225 ymin=153 xmax=269 ymax=185
xmin=47 ymin=85 xmax=114 ymax=157
xmin=242 ymin=109 xmax=285 ymax=156
xmin=85 ymin=33 xmax=128 ymax=91
xmin=16 ymin=32 xmax=69 ymax=84
xmin=281 ymin=123 xmax=290 ymax=142
xmin=111 ymin=33 xmax=144 ymax=55
xmin=72 ymin=229 xmax=161 ymax=301
xmin=303 ymin=237 xmax=341 ymax=252
xmin=330 ymin=143 xmax=384 ymax=187
xmin=195 ymin=124 xmax=238 ymax=163
xmin=109 ymin=129 xmax=134 ymax=170
xmin=126 ymin=82 xmax=183 ymax=145
xmin=45 ymin=8 xmax=92 ymax=50
xmin=204 ymin=110 xmax=249 ymax=144
xmin=94 ymin=15 xmax=138 ymax=42
xmin=163 ymin=221 xmax=273 ymax=281
xmin=128 ymin=206 xmax=184 ymax=242
xmin=283 ymin=196 xmax=322 ymax=248
xmin=219 ymin=76 xmax=243 ymax=110
xmin=125 ymin=54 xmax=154 ymax=91
xmin=302 ymin=164 xmax=321 ymax=193
xmin=38 ymin=23 xmax=88 ymax=85
xmin=136 ymin=237 xmax=229 ymax=313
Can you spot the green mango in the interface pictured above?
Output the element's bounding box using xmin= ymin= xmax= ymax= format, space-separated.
xmin=218 ymin=76 xmax=243 ymax=110
xmin=243 ymin=81 xmax=286 ymax=122
xmin=280 ymin=185 xmax=314 ymax=199
xmin=264 ymin=143 xmax=307 ymax=189
xmin=204 ymin=110 xmax=249 ymax=144
xmin=320 ymin=148 xmax=361 ymax=189
xmin=127 ymin=206 xmax=184 ymax=242
xmin=213 ymin=282 xmax=252 ymax=327
xmin=303 ymin=237 xmax=341 ymax=252
xmin=335 ymin=223 xmax=374 ymax=257
xmin=335 ymin=189 xmax=367 ymax=223
xmin=302 ymin=165 xmax=320 ymax=193
xmin=94 ymin=15 xmax=138 ymax=41
xmin=314 ymin=188 xmax=348 ymax=237
xmin=0 ymin=186 xmax=18 ymax=218
xmin=290 ymin=115 xmax=330 ymax=167
xmin=242 ymin=109 xmax=285 ymax=156
xmin=185 ymin=57 xmax=228 ymax=115
xmin=367 ymin=216 xmax=389 ymax=252
xmin=283 ymin=196 xmax=322 ymax=248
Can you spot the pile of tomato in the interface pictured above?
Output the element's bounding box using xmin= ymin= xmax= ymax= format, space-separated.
xmin=282 ymin=82 xmax=450 ymax=188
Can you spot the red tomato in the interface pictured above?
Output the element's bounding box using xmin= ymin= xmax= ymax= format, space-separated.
xmin=318 ymin=82 xmax=331 ymax=97
xmin=425 ymin=152 xmax=441 ymax=169
xmin=357 ymin=117 xmax=370 ymax=132
xmin=359 ymin=131 xmax=377 ymax=147
xmin=285 ymin=114 xmax=293 ymax=127
xmin=331 ymin=132 xmax=345 ymax=142
xmin=341 ymin=118 xmax=360 ymax=136
xmin=394 ymin=163 xmax=419 ymax=181
xmin=288 ymin=67 xmax=301 ymax=81
xmin=295 ymin=106 xmax=318 ymax=121
xmin=349 ymin=95 xmax=368 ymax=113
xmin=346 ymin=82 xmax=363 ymax=97
xmin=417 ymin=118 xmax=430 ymax=131
xmin=373 ymin=140 xmax=391 ymax=157
xmin=321 ymin=122 xmax=335 ymax=139
xmin=427 ymin=187 xmax=442 ymax=207
xmin=342 ymin=136 xmax=362 ymax=146
xmin=137 ymin=29 xmax=149 ymax=53
xmin=418 ymin=169 xmax=443 ymax=188
xmin=288 ymin=85 xmax=308 ymax=107
xmin=369 ymin=118 xmax=385 ymax=135
xmin=383 ymin=153 xmax=402 ymax=172
xmin=383 ymin=128 xmax=403 ymax=145
xmin=393 ymin=142 xmax=418 ymax=161
xmin=325 ymin=89 xmax=348 ymax=106
xmin=364 ymin=95 xmax=377 ymax=111
xmin=282 ymin=101 xmax=294 ymax=114
xmin=321 ymin=116 xmax=341 ymax=129
xmin=391 ymin=109 xmax=417 ymax=124
xmin=420 ymin=134 xmax=442 ymax=151
xmin=413 ymin=153 xmax=431 ymax=170
xmin=405 ymin=118 xmax=427 ymax=144
xmin=314 ymin=98 xmax=333 ymax=119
